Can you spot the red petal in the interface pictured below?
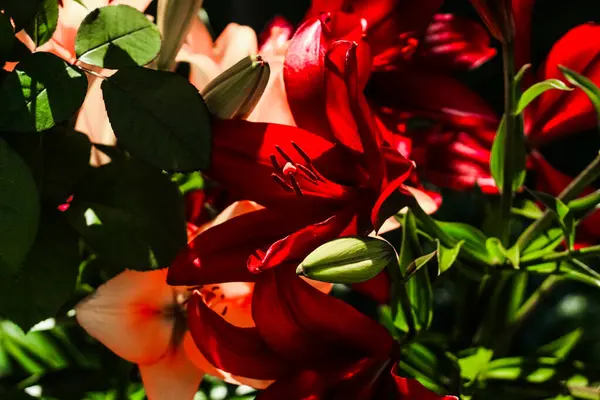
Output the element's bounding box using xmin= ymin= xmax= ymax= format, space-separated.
xmin=187 ymin=291 xmax=287 ymax=379
xmin=513 ymin=0 xmax=535 ymax=71
xmin=252 ymin=265 xmax=393 ymax=364
xmin=391 ymin=364 xmax=459 ymax=399
xmin=248 ymin=206 xmax=359 ymax=273
xmin=371 ymin=168 xmax=415 ymax=233
xmin=210 ymin=118 xmax=357 ymax=207
xmin=351 ymin=270 xmax=391 ymax=304
xmin=168 ymin=207 xmax=328 ymax=286
xmin=418 ymin=14 xmax=496 ymax=70
xmin=527 ymin=23 xmax=600 ymax=145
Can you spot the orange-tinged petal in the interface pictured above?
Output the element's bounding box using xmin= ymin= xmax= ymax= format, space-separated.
xmin=183 ymin=334 xmax=273 ymax=389
xmin=196 ymin=201 xmax=264 ymax=235
xmin=213 ymin=23 xmax=258 ymax=71
xmin=76 ymin=269 xmax=178 ymax=364
xmin=112 ymin=0 xmax=153 ymax=11
xmin=139 ymin=345 xmax=203 ymax=400
xmin=183 ymin=16 xmax=214 ymax=58
xmin=177 ymin=48 xmax=221 ymax=91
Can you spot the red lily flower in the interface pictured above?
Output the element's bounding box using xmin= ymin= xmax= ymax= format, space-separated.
xmin=469 ymin=0 xmax=514 ymax=43
xmin=187 ymin=263 xmax=458 ymax=399
xmin=168 ymin=40 xmax=414 ymax=287
xmin=285 ymin=6 xmax=497 ymax=195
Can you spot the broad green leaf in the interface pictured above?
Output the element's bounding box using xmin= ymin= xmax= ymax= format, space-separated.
xmin=528 ymin=190 xmax=575 ymax=250
xmin=101 ymin=67 xmax=212 ymax=172
xmin=65 ymin=158 xmax=187 ymax=270
xmin=560 ymin=66 xmax=600 ymax=129
xmin=489 ymin=115 xmax=527 ymax=194
xmin=515 ymin=79 xmax=572 ymax=115
xmin=40 ymin=130 xmax=91 ymax=204
xmin=0 ymin=12 xmax=15 ymax=61
xmin=458 ymin=347 xmax=493 ymax=383
xmin=537 ymin=329 xmax=582 ymax=359
xmin=0 ymin=138 xmax=40 ymax=277
xmin=75 ymin=5 xmax=161 ymax=68
xmin=24 ymin=0 xmax=58 ymax=46
xmin=437 ymin=221 xmax=494 ymax=264
xmin=0 ymin=52 xmax=88 ymax=132
xmin=436 ymin=239 xmax=463 ymax=274
xmin=0 ymin=213 xmax=79 ymax=332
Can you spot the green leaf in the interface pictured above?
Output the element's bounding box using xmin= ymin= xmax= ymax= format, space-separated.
xmin=458 ymin=347 xmax=493 ymax=383
xmin=75 ymin=5 xmax=161 ymax=68
xmin=398 ymin=343 xmax=460 ymax=394
xmin=537 ymin=329 xmax=582 ymax=359
xmin=521 ymin=227 xmax=563 ymax=256
xmin=0 ymin=138 xmax=40 ymax=277
xmin=0 ymin=52 xmax=88 ymax=132
xmin=527 ymin=261 xmax=600 ymax=289
xmin=65 ymin=158 xmax=187 ymax=270
xmin=528 ymin=190 xmax=575 ymax=250
xmin=0 ymin=213 xmax=79 ymax=332
xmin=0 ymin=12 xmax=15 ymax=61
xmin=101 ymin=67 xmax=212 ymax=172
xmin=436 ymin=239 xmax=463 ymax=275
xmin=514 ymin=64 xmax=532 ymax=86
xmin=437 ymin=221 xmax=495 ymax=265
xmin=0 ymin=0 xmax=39 ymax=29
xmin=489 ymin=115 xmax=527 ymax=194
xmin=482 ymin=357 xmax=563 ymax=383
xmin=512 ymin=199 xmax=544 ymax=220
xmin=515 ymin=79 xmax=572 ymax=115
xmin=405 ymin=250 xmax=436 ymax=280
xmin=24 ymin=0 xmax=58 ymax=46
xmin=560 ymin=65 xmax=600 ymax=129
xmin=485 ymin=238 xmax=520 ymax=268
xmin=40 ymin=130 xmax=91 ymax=204
xmin=568 ymin=189 xmax=600 ymax=217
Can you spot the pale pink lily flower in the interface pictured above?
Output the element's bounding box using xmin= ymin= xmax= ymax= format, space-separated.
xmin=76 ymin=201 xmax=275 ymax=399
xmin=177 ymin=18 xmax=295 ymax=125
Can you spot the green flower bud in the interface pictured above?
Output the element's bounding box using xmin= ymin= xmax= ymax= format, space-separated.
xmin=296 ymin=237 xmax=396 ymax=284
xmin=201 ymin=55 xmax=270 ymax=119
xmin=155 ymin=0 xmax=204 ymax=71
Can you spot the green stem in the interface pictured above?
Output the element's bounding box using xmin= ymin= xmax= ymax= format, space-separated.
xmin=515 ymin=152 xmax=600 ymax=250
xmin=499 ymin=41 xmax=517 ymax=246
xmin=520 ymin=244 xmax=600 ymax=266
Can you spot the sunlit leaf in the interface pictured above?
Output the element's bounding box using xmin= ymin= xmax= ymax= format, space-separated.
xmin=24 ymin=0 xmax=58 ymax=46
xmin=515 ymin=79 xmax=572 ymax=115
xmin=490 ymin=115 xmax=527 ymax=194
xmin=75 ymin=5 xmax=161 ymax=68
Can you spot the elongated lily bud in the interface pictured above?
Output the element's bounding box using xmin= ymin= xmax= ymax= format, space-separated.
xmin=296 ymin=237 xmax=396 ymax=284
xmin=156 ymin=0 xmax=204 ymax=71
xmin=469 ymin=0 xmax=514 ymax=43
xmin=201 ymin=55 xmax=270 ymax=119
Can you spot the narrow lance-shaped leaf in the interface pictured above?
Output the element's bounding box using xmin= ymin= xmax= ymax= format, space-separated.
xmin=560 ymin=65 xmax=600 ymax=130
xmin=436 ymin=239 xmax=463 ymax=275
xmin=489 ymin=115 xmax=527 ymax=194
xmin=101 ymin=67 xmax=212 ymax=172
xmin=514 ymin=79 xmax=572 ymax=115
xmin=75 ymin=5 xmax=161 ymax=69
xmin=528 ymin=189 xmax=575 ymax=250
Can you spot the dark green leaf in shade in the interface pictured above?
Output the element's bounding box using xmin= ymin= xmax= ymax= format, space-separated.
xmin=0 ymin=52 xmax=88 ymax=132
xmin=437 ymin=221 xmax=495 ymax=265
xmin=511 ymin=199 xmax=544 ymax=220
xmin=398 ymin=343 xmax=461 ymax=394
xmin=489 ymin=115 xmax=527 ymax=194
xmin=528 ymin=189 xmax=575 ymax=250
xmin=40 ymin=130 xmax=91 ymax=204
xmin=536 ymin=329 xmax=582 ymax=359
xmin=0 ymin=138 xmax=40 ymax=277
xmin=0 ymin=213 xmax=79 ymax=332
xmin=514 ymin=64 xmax=531 ymax=86
xmin=64 ymin=158 xmax=187 ymax=270
xmin=560 ymin=65 xmax=600 ymax=130
xmin=0 ymin=12 xmax=15 ymax=62
xmin=101 ymin=67 xmax=212 ymax=172
xmin=515 ymin=79 xmax=572 ymax=115
xmin=0 ymin=0 xmax=38 ymax=29
xmin=75 ymin=5 xmax=161 ymax=68
xmin=24 ymin=0 xmax=58 ymax=46
xmin=404 ymin=250 xmax=436 ymax=280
